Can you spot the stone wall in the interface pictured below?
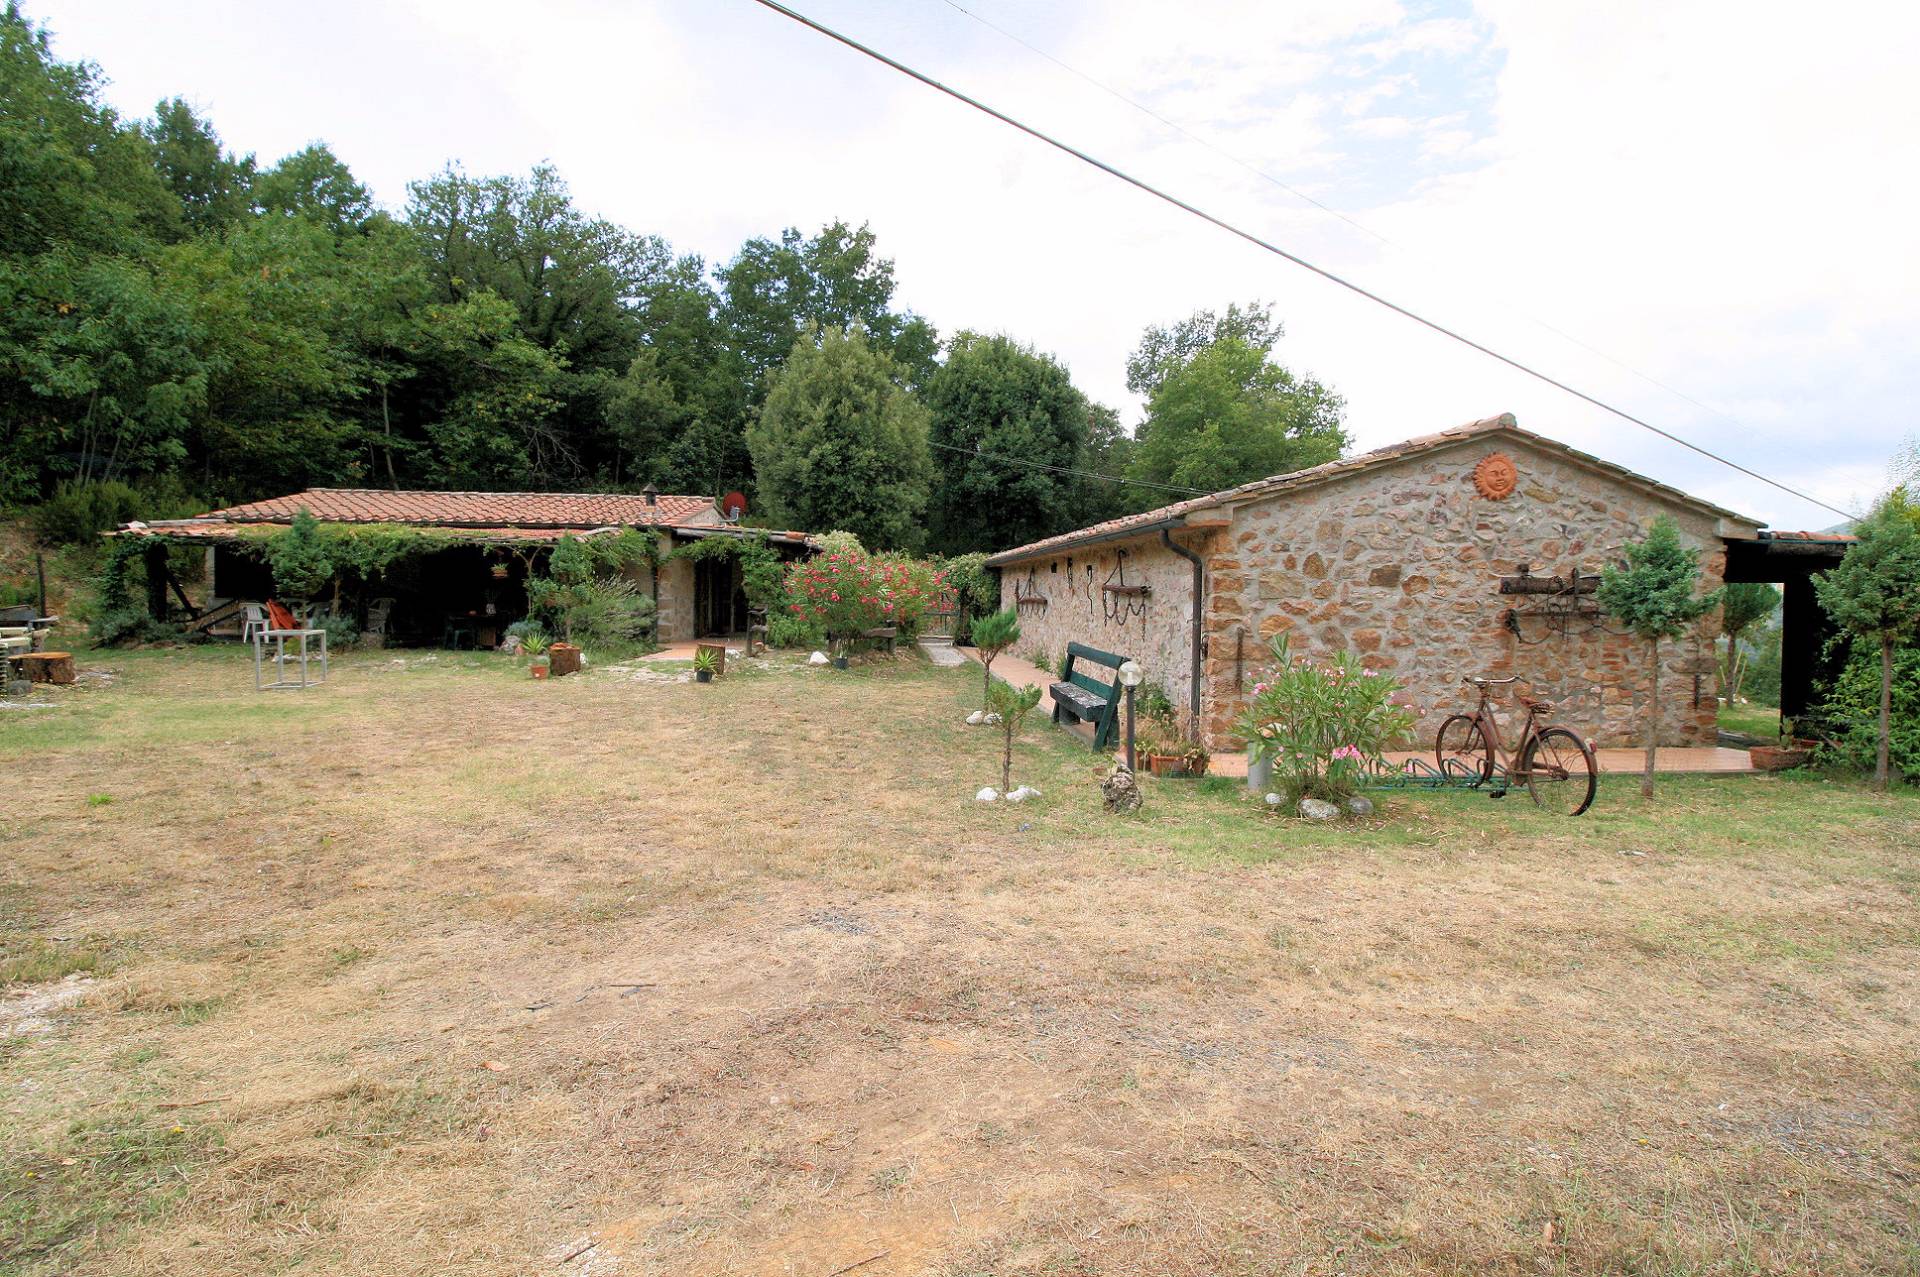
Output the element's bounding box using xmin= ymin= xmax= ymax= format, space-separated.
xmin=998 ymin=434 xmax=1743 ymax=754
xmin=1206 ymin=437 xmax=1733 ymax=751
xmin=996 ymin=532 xmax=1217 ymax=717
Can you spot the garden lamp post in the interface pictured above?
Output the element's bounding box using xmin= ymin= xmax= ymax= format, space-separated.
xmin=1116 ymin=659 xmax=1144 ymax=772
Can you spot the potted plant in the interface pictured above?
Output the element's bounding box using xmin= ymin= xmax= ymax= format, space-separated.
xmin=693 ymin=647 xmax=719 ymax=683
xmin=530 ymin=653 xmax=551 ymax=680
xmin=1749 ymin=716 xmax=1815 ymax=771
xmin=1136 ymin=713 xmax=1184 ymax=778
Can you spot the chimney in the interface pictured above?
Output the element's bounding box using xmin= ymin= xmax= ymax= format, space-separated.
xmin=641 ymin=482 xmax=658 ymax=508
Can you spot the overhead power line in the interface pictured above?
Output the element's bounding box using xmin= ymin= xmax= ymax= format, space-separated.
xmin=929 ymin=438 xmax=1206 ymax=497
xmin=936 ymin=0 xmax=1753 ymax=437
xmin=745 ymin=0 xmax=1852 ymax=522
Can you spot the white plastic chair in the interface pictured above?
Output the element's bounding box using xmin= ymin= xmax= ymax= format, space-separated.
xmin=241 ymin=603 xmax=267 ymax=645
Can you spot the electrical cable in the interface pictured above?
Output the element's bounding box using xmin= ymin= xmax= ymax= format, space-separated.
xmin=934 ymin=0 xmax=1757 ymax=437
xmin=928 ymin=438 xmax=1206 ymax=497
xmin=745 ymin=0 xmax=1853 ymax=521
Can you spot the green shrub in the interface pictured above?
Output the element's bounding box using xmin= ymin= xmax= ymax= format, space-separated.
xmin=562 ymin=577 xmax=655 ymax=650
xmin=1235 ymin=633 xmax=1415 ymax=803
xmin=1817 ymin=640 xmax=1920 ymax=784
xmin=318 ymin=614 xmax=360 ymax=651
xmin=29 ymin=478 xmax=201 ymax=545
xmin=89 ymin=606 xmax=182 ymax=647
xmin=766 ymin=613 xmax=824 ymax=650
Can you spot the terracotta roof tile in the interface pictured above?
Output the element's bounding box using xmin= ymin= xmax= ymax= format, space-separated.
xmin=198 ymin=488 xmax=718 ymax=528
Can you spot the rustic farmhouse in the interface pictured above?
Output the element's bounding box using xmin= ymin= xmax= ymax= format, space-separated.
xmin=117 ymin=488 xmax=812 ymax=646
xmin=988 ymin=414 xmax=1842 ymax=752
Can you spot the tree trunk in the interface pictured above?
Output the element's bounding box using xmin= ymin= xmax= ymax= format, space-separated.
xmin=1002 ymin=721 xmax=1014 ymax=792
xmin=982 ymin=656 xmax=994 ymax=710
xmin=1876 ymin=635 xmax=1893 ymax=791
xmin=1643 ymin=637 xmax=1660 ymax=799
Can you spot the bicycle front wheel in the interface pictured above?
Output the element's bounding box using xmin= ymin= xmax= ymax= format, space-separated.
xmin=1523 ymin=727 xmax=1597 ymax=816
xmin=1435 ymin=714 xmax=1492 ymax=786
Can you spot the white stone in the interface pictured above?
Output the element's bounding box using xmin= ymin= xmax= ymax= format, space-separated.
xmin=1005 ymin=785 xmax=1042 ymax=803
xmin=808 ymin=651 xmax=829 ymax=665
xmin=1264 ymin=792 xmax=1283 ymax=806
xmin=965 ymin=710 xmax=985 ymax=725
xmin=1298 ymin=798 xmax=1341 ymax=821
xmin=975 ymin=787 xmax=1000 ymax=802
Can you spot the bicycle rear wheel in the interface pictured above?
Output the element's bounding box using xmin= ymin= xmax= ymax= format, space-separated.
xmin=1523 ymin=727 xmax=1597 ymax=816
xmin=1435 ymin=714 xmax=1493 ymax=786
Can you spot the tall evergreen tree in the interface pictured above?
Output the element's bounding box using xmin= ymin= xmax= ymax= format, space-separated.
xmin=924 ymin=332 xmax=1089 ymax=555
xmin=747 ymin=327 xmax=931 ymax=551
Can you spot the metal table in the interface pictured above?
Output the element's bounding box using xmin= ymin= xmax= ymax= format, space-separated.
xmin=254 ymin=627 xmax=328 ymax=691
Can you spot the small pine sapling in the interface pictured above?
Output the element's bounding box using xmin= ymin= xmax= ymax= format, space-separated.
xmin=969 ymin=607 xmax=1021 ymax=710
xmin=1597 ymin=516 xmax=1722 ymax=798
xmin=986 ymin=680 xmax=1044 ymax=793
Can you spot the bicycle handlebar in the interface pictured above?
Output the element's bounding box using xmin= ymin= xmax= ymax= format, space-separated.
xmin=1464 ymin=675 xmax=1524 ymax=686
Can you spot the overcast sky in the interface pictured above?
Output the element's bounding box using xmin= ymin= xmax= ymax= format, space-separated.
xmin=36 ymin=0 xmax=1918 ymax=530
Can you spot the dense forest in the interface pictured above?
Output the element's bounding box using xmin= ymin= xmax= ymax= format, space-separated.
xmin=0 ymin=4 xmax=1347 ymax=554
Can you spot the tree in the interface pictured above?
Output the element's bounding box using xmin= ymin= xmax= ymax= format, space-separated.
xmin=923 ymin=332 xmax=1089 ymax=554
xmin=253 ymin=144 xmax=374 ymax=231
xmin=968 ymin=606 xmax=1020 ymax=710
xmin=718 ymin=220 xmax=936 ymax=394
xmin=986 ymin=679 xmax=1044 ymax=793
xmin=143 ymin=97 xmax=254 ymax=236
xmin=1125 ymin=301 xmax=1285 ymax=397
xmin=1719 ymin=581 xmax=1780 ymax=705
xmin=1597 ymin=516 xmax=1722 ymax=798
xmin=1813 ymin=494 xmax=1920 ymax=790
xmin=265 ymin=508 xmax=333 ymax=600
xmin=1074 ymin=400 xmax=1134 ymax=525
xmin=747 ymin=327 xmax=932 ymax=552
xmin=1128 ymin=336 xmax=1346 ymax=503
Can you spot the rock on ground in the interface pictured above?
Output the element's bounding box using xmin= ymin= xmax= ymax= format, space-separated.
xmin=1345 ymin=795 xmax=1375 ymax=817
xmin=1298 ymin=798 xmax=1341 ymax=821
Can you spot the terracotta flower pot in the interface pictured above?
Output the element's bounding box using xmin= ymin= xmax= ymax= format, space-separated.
xmin=531 ymin=664 xmax=549 ymax=680
xmin=1146 ymin=754 xmax=1187 ymax=778
xmin=1749 ymin=743 xmax=1812 ymax=771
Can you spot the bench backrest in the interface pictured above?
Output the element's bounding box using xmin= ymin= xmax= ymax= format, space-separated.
xmin=1061 ymin=641 xmax=1127 ymax=705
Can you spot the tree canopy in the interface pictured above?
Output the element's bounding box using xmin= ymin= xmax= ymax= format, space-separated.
xmin=0 ymin=5 xmax=1352 ymax=555
xmin=1127 ymin=335 xmax=1346 ymax=504
xmin=747 ymin=327 xmax=933 ymax=553
xmin=923 ymin=332 xmax=1093 ymax=555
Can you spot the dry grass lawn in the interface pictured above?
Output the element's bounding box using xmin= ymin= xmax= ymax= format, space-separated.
xmin=3 ymin=646 xmax=1918 ymax=1276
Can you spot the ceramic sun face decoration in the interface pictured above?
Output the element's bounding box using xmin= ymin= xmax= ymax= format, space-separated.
xmin=1474 ymin=452 xmax=1519 ymax=500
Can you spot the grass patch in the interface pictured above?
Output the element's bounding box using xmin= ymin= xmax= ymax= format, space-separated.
xmin=0 ymin=1105 xmax=228 ymax=1272
xmin=0 ymin=939 xmax=110 ymax=986
xmin=0 ymin=643 xmax=1915 ymax=1274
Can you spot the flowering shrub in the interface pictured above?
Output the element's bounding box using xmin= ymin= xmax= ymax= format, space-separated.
xmin=1235 ymin=633 xmax=1415 ymax=802
xmin=783 ymin=550 xmax=953 ymax=644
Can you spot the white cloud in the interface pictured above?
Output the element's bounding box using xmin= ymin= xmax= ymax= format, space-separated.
xmin=36 ymin=0 xmax=1918 ymax=529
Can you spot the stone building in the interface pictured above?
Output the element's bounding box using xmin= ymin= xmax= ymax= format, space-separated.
xmin=986 ymin=414 xmax=1774 ymax=752
xmin=118 ymin=487 xmax=812 ymax=646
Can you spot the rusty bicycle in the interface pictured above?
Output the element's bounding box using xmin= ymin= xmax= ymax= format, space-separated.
xmin=1435 ymin=676 xmax=1598 ymax=816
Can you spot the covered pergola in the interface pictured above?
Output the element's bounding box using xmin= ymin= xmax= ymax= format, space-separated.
xmin=1723 ymin=530 xmax=1851 ymax=720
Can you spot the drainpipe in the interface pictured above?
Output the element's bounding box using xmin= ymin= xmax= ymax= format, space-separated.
xmin=1160 ymin=527 xmax=1205 ymax=731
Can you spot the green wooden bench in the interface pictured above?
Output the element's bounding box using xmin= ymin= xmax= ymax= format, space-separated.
xmin=1050 ymin=641 xmax=1128 ymax=750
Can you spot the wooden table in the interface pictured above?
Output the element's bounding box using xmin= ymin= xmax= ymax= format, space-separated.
xmin=254 ymin=628 xmax=328 ymax=691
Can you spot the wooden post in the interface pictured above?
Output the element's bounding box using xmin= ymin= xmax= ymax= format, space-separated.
xmin=36 ymin=550 xmax=47 ymax=618
xmin=144 ymin=544 xmax=170 ymax=621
